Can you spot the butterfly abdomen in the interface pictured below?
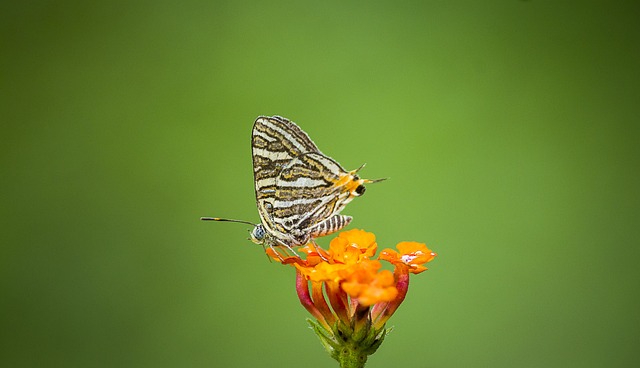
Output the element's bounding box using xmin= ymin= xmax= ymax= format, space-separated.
xmin=310 ymin=215 xmax=353 ymax=238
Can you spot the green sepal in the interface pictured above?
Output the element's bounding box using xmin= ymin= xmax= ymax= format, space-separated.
xmin=351 ymin=316 xmax=372 ymax=343
xmin=307 ymin=319 xmax=339 ymax=357
xmin=308 ymin=319 xmax=392 ymax=368
xmin=362 ymin=326 xmax=390 ymax=355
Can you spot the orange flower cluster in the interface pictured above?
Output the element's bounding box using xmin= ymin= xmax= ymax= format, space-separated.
xmin=266 ymin=229 xmax=436 ymax=331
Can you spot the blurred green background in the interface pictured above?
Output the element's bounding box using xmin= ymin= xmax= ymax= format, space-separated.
xmin=2 ymin=1 xmax=639 ymax=367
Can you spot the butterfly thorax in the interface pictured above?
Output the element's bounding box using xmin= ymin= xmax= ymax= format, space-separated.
xmin=250 ymin=223 xmax=307 ymax=247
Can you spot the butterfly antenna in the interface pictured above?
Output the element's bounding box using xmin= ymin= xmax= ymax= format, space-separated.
xmin=200 ymin=217 xmax=257 ymax=226
xmin=353 ymin=163 xmax=388 ymax=183
xmin=354 ymin=163 xmax=367 ymax=172
xmin=366 ymin=177 xmax=389 ymax=184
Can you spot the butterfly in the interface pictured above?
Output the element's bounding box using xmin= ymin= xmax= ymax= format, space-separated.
xmin=202 ymin=115 xmax=384 ymax=257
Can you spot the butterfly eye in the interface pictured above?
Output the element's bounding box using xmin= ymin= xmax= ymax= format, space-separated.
xmin=355 ymin=185 xmax=366 ymax=196
xmin=264 ymin=202 xmax=273 ymax=211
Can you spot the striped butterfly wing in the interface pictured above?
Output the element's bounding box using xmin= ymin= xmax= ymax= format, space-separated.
xmin=273 ymin=152 xmax=354 ymax=241
xmin=252 ymin=116 xmax=322 ymax=245
xmin=251 ymin=116 xmax=362 ymax=247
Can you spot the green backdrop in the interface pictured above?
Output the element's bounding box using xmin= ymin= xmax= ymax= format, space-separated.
xmin=2 ymin=1 xmax=638 ymax=367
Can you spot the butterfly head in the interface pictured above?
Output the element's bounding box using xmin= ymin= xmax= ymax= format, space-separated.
xmin=250 ymin=224 xmax=267 ymax=245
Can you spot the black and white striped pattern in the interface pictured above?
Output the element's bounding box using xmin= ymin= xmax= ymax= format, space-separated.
xmin=251 ymin=115 xmax=368 ymax=249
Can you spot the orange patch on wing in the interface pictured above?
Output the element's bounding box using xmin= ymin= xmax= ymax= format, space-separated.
xmin=335 ymin=173 xmax=364 ymax=193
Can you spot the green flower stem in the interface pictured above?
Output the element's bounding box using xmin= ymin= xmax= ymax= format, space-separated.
xmin=308 ymin=318 xmax=389 ymax=368
xmin=336 ymin=344 xmax=368 ymax=368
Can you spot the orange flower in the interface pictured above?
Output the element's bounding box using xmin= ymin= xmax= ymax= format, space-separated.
xmin=379 ymin=241 xmax=437 ymax=274
xmin=342 ymin=260 xmax=398 ymax=306
xmin=328 ymin=229 xmax=377 ymax=264
xmin=296 ymin=260 xmax=348 ymax=283
xmin=275 ymin=230 xmax=436 ymax=366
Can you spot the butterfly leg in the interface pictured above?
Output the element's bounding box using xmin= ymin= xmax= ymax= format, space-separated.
xmin=307 ymin=240 xmax=331 ymax=262
xmin=268 ymin=239 xmax=300 ymax=261
xmin=278 ymin=242 xmax=300 ymax=258
xmin=264 ymin=244 xmax=285 ymax=262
